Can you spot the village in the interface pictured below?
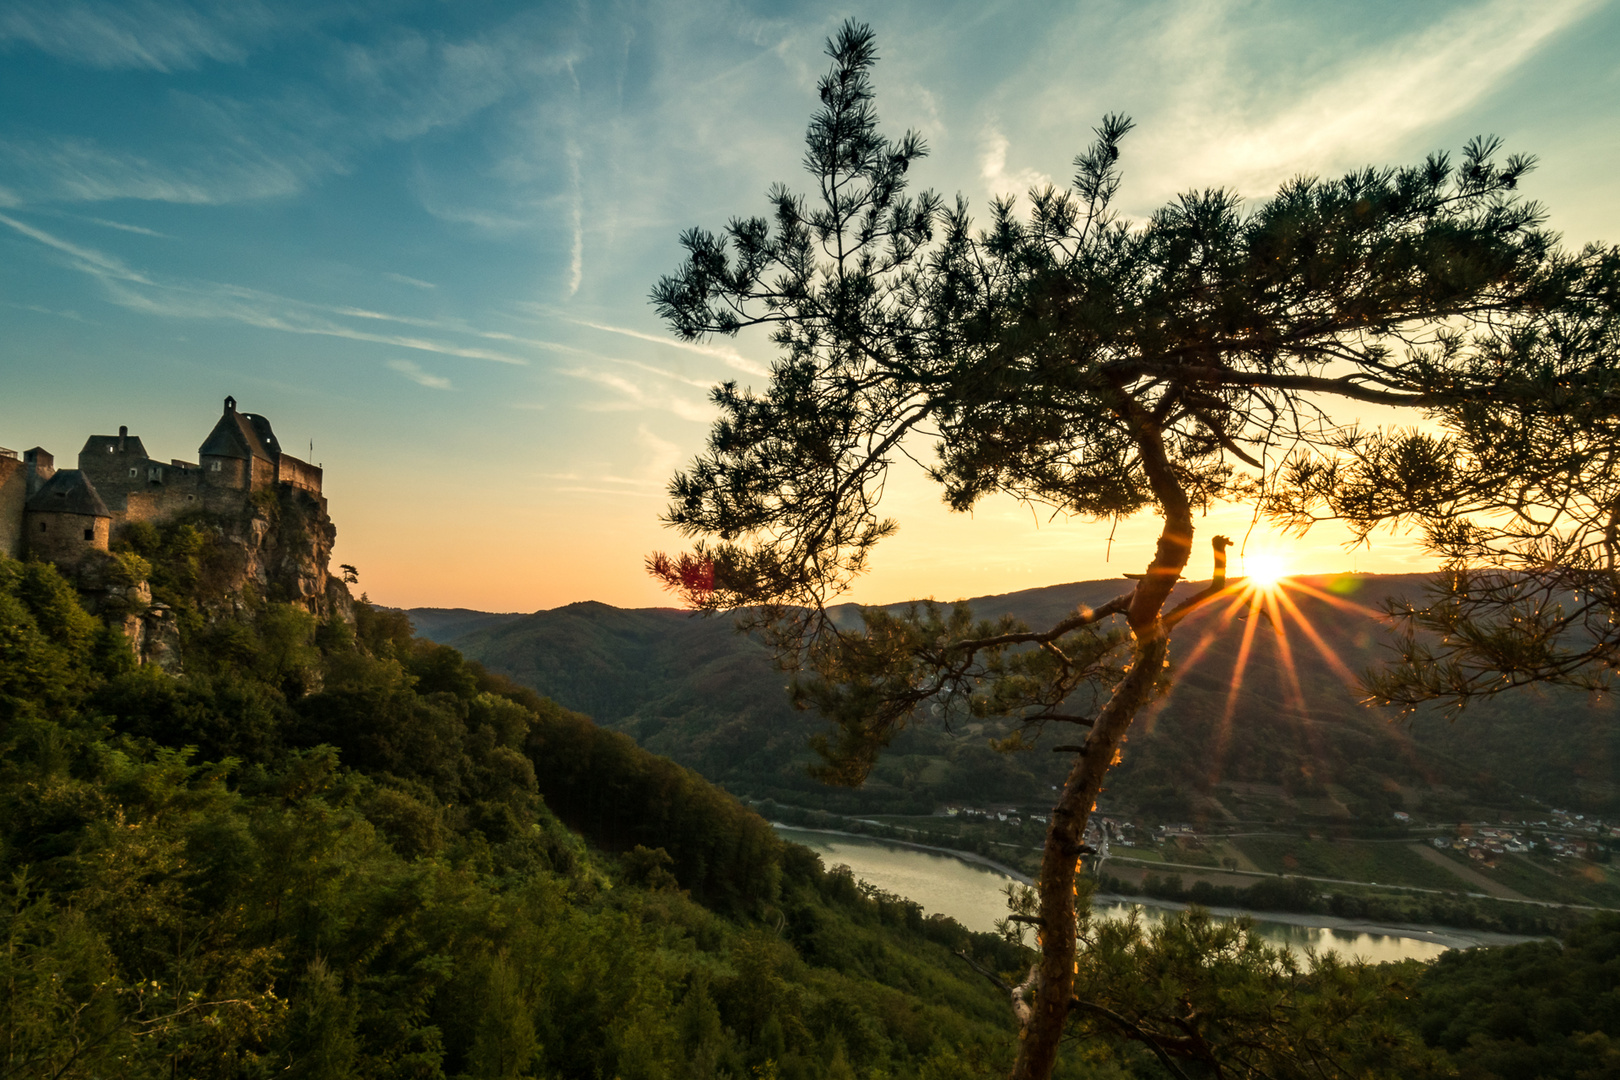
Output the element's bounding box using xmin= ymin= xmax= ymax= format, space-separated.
xmin=1429 ymin=809 xmax=1620 ymax=864
xmin=829 ymin=798 xmax=1620 ymax=909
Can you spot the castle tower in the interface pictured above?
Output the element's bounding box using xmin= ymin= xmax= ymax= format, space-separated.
xmin=199 ymin=395 xmax=278 ymax=491
xmin=24 ymin=469 xmax=111 ymax=563
xmin=77 ymin=424 xmax=158 ymax=513
xmin=79 ymin=424 xmax=151 ymax=486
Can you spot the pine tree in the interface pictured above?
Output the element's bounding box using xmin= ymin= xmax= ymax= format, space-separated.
xmin=649 ymin=20 xmax=1618 ymax=1079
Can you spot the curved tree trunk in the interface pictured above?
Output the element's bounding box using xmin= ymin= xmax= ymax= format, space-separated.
xmin=1010 ymin=420 xmax=1194 ymax=1080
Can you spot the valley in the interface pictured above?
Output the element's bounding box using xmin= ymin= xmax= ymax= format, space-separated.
xmin=414 ymin=571 xmax=1620 ymax=920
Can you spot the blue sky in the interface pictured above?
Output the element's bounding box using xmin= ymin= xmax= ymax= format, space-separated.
xmin=2 ymin=0 xmax=1617 ymax=611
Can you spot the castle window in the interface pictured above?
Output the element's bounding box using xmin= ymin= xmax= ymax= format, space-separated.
xmin=210 ymin=461 xmax=221 ymax=472
xmin=129 ymin=468 xmax=138 ymax=478
xmin=83 ymin=529 xmax=93 ymax=541
xmin=38 ymin=522 xmax=46 ymax=532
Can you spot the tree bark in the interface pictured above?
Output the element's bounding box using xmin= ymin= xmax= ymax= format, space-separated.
xmin=1010 ymin=418 xmax=1194 ymax=1080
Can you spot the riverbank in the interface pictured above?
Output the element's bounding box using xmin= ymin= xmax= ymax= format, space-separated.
xmin=770 ymin=821 xmax=1035 ymax=884
xmin=1094 ymin=893 xmax=1552 ymax=951
xmin=772 ymin=822 xmax=1553 ymax=952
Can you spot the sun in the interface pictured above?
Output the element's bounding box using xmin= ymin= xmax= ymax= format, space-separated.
xmin=1242 ymin=550 xmax=1291 ymax=588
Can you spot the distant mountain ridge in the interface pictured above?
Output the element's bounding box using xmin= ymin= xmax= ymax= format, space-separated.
xmin=410 ymin=573 xmax=1620 ymax=821
xmin=399 ymin=606 xmax=526 ymax=645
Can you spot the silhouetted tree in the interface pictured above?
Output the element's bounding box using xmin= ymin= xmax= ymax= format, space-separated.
xmin=650 ymin=20 xmax=1618 ymax=1079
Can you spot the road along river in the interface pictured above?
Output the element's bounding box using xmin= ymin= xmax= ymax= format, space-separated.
xmin=773 ymin=825 xmax=1545 ymax=962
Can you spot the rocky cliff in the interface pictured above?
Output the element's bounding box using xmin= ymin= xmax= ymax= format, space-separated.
xmin=57 ymin=482 xmax=351 ymax=670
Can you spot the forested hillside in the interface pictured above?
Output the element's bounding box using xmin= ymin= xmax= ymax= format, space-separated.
xmin=402 ymin=607 xmax=525 ymax=646
xmin=0 ymin=526 xmax=1047 ymax=1080
xmin=439 ymin=574 xmax=1620 ymax=823
xmin=9 ymin=516 xmax=1620 ymax=1077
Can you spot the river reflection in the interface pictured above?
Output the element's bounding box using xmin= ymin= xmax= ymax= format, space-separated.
xmin=774 ymin=826 xmax=1450 ymax=964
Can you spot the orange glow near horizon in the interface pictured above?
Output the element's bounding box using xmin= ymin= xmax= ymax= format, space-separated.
xmin=343 ymin=452 xmax=1442 ymax=612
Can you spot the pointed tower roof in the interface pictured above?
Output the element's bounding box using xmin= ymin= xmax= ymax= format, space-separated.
xmin=199 ymin=396 xmax=278 ymax=462
xmin=25 ymin=470 xmax=111 ymax=518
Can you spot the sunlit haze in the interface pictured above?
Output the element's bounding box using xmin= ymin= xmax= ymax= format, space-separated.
xmin=3 ymin=0 xmax=1616 ymax=612
xmin=1240 ymin=551 xmax=1292 ymax=589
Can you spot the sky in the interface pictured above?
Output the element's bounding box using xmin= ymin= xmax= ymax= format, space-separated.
xmin=2 ymin=0 xmax=1617 ymax=613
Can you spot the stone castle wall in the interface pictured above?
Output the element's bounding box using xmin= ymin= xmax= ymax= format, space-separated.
xmin=199 ymin=456 xmax=244 ymax=490
xmin=0 ymin=456 xmax=24 ymax=559
xmin=78 ymin=440 xmax=150 ymax=498
xmin=276 ymin=454 xmax=322 ymax=493
xmin=79 ymin=452 xmax=262 ymax=529
xmin=26 ymin=511 xmax=109 ymax=564
xmin=89 ymin=463 xmax=193 ymax=514
xmin=122 ymin=483 xmax=249 ymax=524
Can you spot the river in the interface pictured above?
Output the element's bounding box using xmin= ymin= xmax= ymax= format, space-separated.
xmin=773 ymin=825 xmax=1538 ymax=962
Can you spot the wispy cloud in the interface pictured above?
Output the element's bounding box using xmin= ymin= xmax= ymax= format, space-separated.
xmin=0 ymin=0 xmax=279 ymax=72
xmin=539 ymin=469 xmax=667 ymax=499
xmin=412 ymin=195 xmax=547 ymax=233
xmin=1 ymin=133 xmax=334 ymax=204
xmin=569 ymin=318 xmax=769 ymax=376
xmin=539 ymin=470 xmax=649 ymax=486
xmin=104 ymin=281 xmax=533 ymax=363
xmin=334 ymin=21 xmax=580 ymax=143
xmin=1127 ymin=0 xmax=1604 ymax=199
xmin=0 ymin=211 xmax=151 ymax=282
xmin=561 ymin=366 xmax=714 ymax=422
xmin=979 ymin=124 xmax=1053 ymax=200
xmin=0 ymin=212 xmax=532 ymax=363
xmin=549 ymin=485 xmax=663 ymax=498
xmin=635 ymin=424 xmax=682 ymax=487
xmin=384 ymin=272 xmax=436 ymax=289
xmin=602 ymin=356 xmax=715 ymax=389
xmin=567 ymin=142 xmax=584 ymax=295
xmin=84 ymin=216 xmax=171 ymax=237
xmin=328 ymin=305 xmax=595 ymax=358
xmin=2 ymin=8 xmax=580 ymax=210
xmin=531 ymin=424 xmax=683 ymax=502
xmin=3 ymin=300 xmax=88 ymax=322
xmin=387 ymin=358 xmax=453 ymax=389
